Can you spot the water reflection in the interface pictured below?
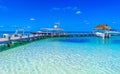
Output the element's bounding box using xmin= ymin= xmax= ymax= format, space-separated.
xmin=58 ymin=38 xmax=90 ymax=43
xmin=112 ymin=40 xmax=120 ymax=44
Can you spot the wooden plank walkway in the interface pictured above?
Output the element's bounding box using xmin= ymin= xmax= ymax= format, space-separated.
xmin=0 ymin=33 xmax=95 ymax=42
xmin=0 ymin=32 xmax=96 ymax=47
xmin=0 ymin=35 xmax=42 ymax=44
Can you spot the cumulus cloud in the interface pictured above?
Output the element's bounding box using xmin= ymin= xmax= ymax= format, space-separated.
xmin=30 ymin=18 xmax=36 ymax=21
xmin=63 ymin=7 xmax=71 ymax=10
xmin=72 ymin=7 xmax=79 ymax=10
xmin=0 ymin=25 xmax=4 ymax=28
xmin=51 ymin=6 xmax=80 ymax=11
xmin=0 ymin=0 xmax=8 ymax=11
xmin=27 ymin=26 xmax=31 ymax=28
xmin=112 ymin=22 xmax=116 ymax=24
xmin=76 ymin=11 xmax=81 ymax=14
xmin=51 ymin=6 xmax=82 ymax=15
xmin=84 ymin=20 xmax=90 ymax=24
xmin=51 ymin=7 xmax=60 ymax=10
xmin=63 ymin=6 xmax=80 ymax=11
xmin=86 ymin=22 xmax=90 ymax=24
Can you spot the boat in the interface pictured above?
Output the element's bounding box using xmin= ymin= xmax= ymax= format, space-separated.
xmin=93 ymin=24 xmax=112 ymax=39
xmin=95 ymin=32 xmax=110 ymax=39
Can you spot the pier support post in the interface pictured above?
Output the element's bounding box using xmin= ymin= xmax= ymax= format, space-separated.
xmin=27 ymin=35 xmax=30 ymax=42
xmin=19 ymin=36 xmax=23 ymax=44
xmin=7 ymin=36 xmax=11 ymax=47
xmin=7 ymin=43 xmax=10 ymax=47
xmin=19 ymin=40 xmax=23 ymax=44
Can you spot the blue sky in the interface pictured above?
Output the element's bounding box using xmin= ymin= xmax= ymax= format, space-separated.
xmin=0 ymin=0 xmax=120 ymax=31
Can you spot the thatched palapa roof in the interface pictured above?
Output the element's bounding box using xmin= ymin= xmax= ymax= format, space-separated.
xmin=93 ymin=24 xmax=112 ymax=30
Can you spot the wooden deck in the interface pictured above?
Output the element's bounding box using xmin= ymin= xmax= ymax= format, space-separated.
xmin=0 ymin=35 xmax=43 ymax=44
xmin=0 ymin=32 xmax=96 ymax=47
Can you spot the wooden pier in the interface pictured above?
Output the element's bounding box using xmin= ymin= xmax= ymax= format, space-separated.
xmin=0 ymin=32 xmax=96 ymax=48
xmin=0 ymin=35 xmax=45 ymax=47
xmin=66 ymin=32 xmax=95 ymax=37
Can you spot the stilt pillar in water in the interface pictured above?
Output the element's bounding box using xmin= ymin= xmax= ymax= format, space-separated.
xmin=7 ymin=36 xmax=11 ymax=47
xmin=7 ymin=43 xmax=10 ymax=47
xmin=19 ymin=36 xmax=23 ymax=44
xmin=26 ymin=37 xmax=29 ymax=42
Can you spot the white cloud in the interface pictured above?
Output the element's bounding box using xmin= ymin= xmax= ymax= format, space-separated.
xmin=86 ymin=22 xmax=90 ymax=24
xmin=27 ymin=26 xmax=31 ymax=28
xmin=76 ymin=11 xmax=81 ymax=14
xmin=112 ymin=22 xmax=116 ymax=24
xmin=0 ymin=25 xmax=4 ymax=28
xmin=0 ymin=0 xmax=8 ymax=11
xmin=63 ymin=6 xmax=80 ymax=11
xmin=52 ymin=7 xmax=60 ymax=10
xmin=63 ymin=7 xmax=71 ymax=10
xmin=72 ymin=7 xmax=79 ymax=10
xmin=84 ymin=20 xmax=90 ymax=24
xmin=51 ymin=6 xmax=80 ymax=11
xmin=30 ymin=18 xmax=35 ymax=21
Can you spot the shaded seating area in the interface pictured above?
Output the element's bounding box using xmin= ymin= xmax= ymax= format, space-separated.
xmin=93 ymin=24 xmax=112 ymax=39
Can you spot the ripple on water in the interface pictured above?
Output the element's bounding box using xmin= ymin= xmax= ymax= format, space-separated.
xmin=58 ymin=38 xmax=90 ymax=43
xmin=0 ymin=37 xmax=120 ymax=74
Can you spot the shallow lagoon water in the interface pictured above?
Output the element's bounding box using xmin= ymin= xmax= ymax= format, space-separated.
xmin=0 ymin=36 xmax=120 ymax=74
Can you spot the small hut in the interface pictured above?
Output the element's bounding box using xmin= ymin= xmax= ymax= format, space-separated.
xmin=93 ymin=24 xmax=112 ymax=39
xmin=93 ymin=24 xmax=112 ymax=30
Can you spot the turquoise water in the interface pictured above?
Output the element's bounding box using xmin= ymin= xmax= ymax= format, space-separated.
xmin=0 ymin=36 xmax=120 ymax=74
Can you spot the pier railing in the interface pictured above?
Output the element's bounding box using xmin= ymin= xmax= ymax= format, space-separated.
xmin=0 ymin=32 xmax=96 ymax=47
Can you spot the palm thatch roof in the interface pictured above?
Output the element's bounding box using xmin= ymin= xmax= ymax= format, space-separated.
xmin=93 ymin=24 xmax=112 ymax=30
